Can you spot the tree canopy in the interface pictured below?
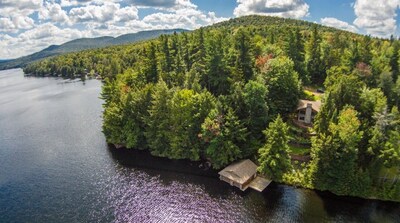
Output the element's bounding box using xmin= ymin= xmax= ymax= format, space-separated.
xmin=23 ymin=15 xmax=400 ymax=202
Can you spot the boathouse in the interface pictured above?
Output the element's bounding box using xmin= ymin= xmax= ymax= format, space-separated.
xmin=218 ymin=159 xmax=271 ymax=192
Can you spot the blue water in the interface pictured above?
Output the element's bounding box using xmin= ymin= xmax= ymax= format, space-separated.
xmin=0 ymin=69 xmax=399 ymax=223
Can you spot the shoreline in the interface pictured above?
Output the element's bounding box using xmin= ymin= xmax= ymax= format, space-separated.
xmin=109 ymin=144 xmax=400 ymax=204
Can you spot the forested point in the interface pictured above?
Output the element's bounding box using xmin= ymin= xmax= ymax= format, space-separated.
xmin=23 ymin=15 xmax=400 ymax=202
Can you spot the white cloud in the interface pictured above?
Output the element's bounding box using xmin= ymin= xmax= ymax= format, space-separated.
xmin=0 ymin=18 xmax=14 ymax=32
xmin=115 ymin=6 xmax=139 ymax=22
xmin=321 ymin=17 xmax=358 ymax=33
xmin=0 ymin=0 xmax=42 ymax=17
xmin=39 ymin=2 xmax=71 ymax=25
xmin=0 ymin=0 xmax=226 ymax=59
xmin=233 ymin=0 xmax=309 ymax=19
xmin=0 ymin=16 xmax=35 ymax=33
xmin=353 ymin=0 xmax=400 ymax=37
xmin=130 ymin=0 xmax=196 ymax=11
xmin=0 ymin=23 xmax=84 ymax=58
xmin=68 ymin=2 xmax=139 ymax=25
xmin=59 ymin=0 xmax=110 ymax=7
xmin=69 ymin=2 xmax=120 ymax=23
xmin=143 ymin=8 xmax=227 ymax=30
xmin=0 ymin=0 xmax=40 ymax=33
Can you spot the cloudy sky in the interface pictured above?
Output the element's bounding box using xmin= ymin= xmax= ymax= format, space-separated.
xmin=0 ymin=0 xmax=399 ymax=59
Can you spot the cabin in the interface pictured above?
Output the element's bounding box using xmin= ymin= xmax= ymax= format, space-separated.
xmin=218 ymin=159 xmax=271 ymax=192
xmin=296 ymin=99 xmax=321 ymax=125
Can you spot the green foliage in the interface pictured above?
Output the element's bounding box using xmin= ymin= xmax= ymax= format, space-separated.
xmin=258 ymin=115 xmax=292 ymax=181
xmin=205 ymin=31 xmax=230 ymax=95
xmin=145 ymin=81 xmax=172 ymax=157
xmin=242 ymin=80 xmax=269 ymax=140
xmin=1 ymin=29 xmax=185 ymax=70
xmin=259 ymin=56 xmax=302 ymax=115
xmin=102 ymin=102 xmax=125 ymax=145
xmin=23 ymin=15 xmax=400 ymax=201
xmin=308 ymin=107 xmax=365 ymax=195
xmin=315 ymin=73 xmax=364 ymax=134
xmin=286 ymin=28 xmax=307 ymax=82
xmin=233 ymin=28 xmax=254 ymax=82
xmin=306 ymin=25 xmax=324 ymax=83
xmin=379 ymin=131 xmax=400 ymax=168
xmin=201 ymin=99 xmax=247 ymax=169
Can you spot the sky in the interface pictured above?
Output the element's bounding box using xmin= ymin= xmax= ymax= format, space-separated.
xmin=0 ymin=0 xmax=399 ymax=59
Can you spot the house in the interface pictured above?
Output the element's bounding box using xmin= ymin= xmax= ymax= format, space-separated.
xmin=218 ymin=159 xmax=258 ymax=191
xmin=296 ymin=99 xmax=321 ymax=125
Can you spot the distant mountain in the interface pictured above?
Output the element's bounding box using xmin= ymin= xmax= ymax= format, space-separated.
xmin=0 ymin=29 xmax=187 ymax=70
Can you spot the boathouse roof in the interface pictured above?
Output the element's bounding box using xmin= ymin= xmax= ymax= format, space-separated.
xmin=218 ymin=159 xmax=258 ymax=185
xmin=297 ymin=99 xmax=322 ymax=112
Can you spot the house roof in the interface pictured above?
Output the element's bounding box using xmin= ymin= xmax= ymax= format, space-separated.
xmin=218 ymin=159 xmax=258 ymax=185
xmin=297 ymin=99 xmax=322 ymax=112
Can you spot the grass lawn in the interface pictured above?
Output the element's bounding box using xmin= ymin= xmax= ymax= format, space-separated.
xmin=288 ymin=144 xmax=310 ymax=156
xmin=302 ymin=89 xmax=322 ymax=101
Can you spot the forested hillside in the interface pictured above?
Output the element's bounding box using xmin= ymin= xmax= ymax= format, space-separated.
xmin=24 ymin=15 xmax=400 ymax=201
xmin=0 ymin=29 xmax=185 ymax=70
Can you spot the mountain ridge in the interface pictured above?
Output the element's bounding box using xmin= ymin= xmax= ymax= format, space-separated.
xmin=0 ymin=29 xmax=187 ymax=70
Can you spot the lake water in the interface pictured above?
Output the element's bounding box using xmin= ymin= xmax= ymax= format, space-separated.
xmin=0 ymin=69 xmax=399 ymax=223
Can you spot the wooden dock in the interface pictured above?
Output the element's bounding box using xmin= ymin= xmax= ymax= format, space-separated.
xmin=248 ymin=176 xmax=271 ymax=192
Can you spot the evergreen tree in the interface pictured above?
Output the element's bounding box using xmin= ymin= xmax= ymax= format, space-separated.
xmin=102 ymin=101 xmax=125 ymax=145
xmin=286 ymin=28 xmax=307 ymax=82
xmin=122 ymin=84 xmax=153 ymax=149
xmin=168 ymin=89 xmax=215 ymax=160
xmin=160 ymin=35 xmax=172 ymax=73
xmin=205 ymin=31 xmax=230 ymax=95
xmin=379 ymin=130 xmax=400 ymax=169
xmin=145 ymin=81 xmax=172 ymax=157
xmin=190 ymin=28 xmax=207 ymax=81
xmin=258 ymin=115 xmax=292 ymax=181
xmin=233 ymin=28 xmax=254 ymax=82
xmin=378 ymin=72 xmax=394 ymax=106
xmin=306 ymin=25 xmax=323 ymax=83
xmin=315 ymin=73 xmax=364 ymax=134
xmin=144 ymin=43 xmax=158 ymax=83
xmin=201 ymin=99 xmax=247 ymax=169
xmin=390 ymin=41 xmax=400 ymax=82
xmin=342 ymin=39 xmax=360 ymax=70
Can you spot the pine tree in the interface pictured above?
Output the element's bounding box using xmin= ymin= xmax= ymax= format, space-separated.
xmin=258 ymin=115 xmax=292 ymax=181
xmin=145 ymin=80 xmax=172 ymax=157
xmin=161 ymin=35 xmax=172 ymax=73
xmin=234 ymin=28 xmax=254 ymax=82
xmin=390 ymin=41 xmax=400 ymax=82
xmin=286 ymin=28 xmax=307 ymax=82
xmin=144 ymin=43 xmax=158 ymax=83
xmin=205 ymin=31 xmax=229 ymax=95
xmin=201 ymin=99 xmax=247 ymax=169
xmin=306 ymin=25 xmax=323 ymax=83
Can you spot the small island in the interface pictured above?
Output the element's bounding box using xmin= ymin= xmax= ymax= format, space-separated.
xmin=23 ymin=16 xmax=400 ymax=202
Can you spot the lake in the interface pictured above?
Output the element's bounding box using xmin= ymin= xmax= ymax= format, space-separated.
xmin=0 ymin=69 xmax=399 ymax=222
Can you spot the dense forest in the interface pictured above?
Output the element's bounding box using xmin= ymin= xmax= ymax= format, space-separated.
xmin=24 ymin=15 xmax=400 ymax=201
xmin=0 ymin=29 xmax=185 ymax=70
